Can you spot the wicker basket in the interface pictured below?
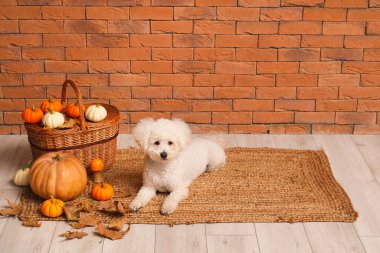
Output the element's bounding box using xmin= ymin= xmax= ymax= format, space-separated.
xmin=24 ymin=79 xmax=120 ymax=170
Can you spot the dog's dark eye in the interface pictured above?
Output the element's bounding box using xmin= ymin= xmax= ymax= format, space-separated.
xmin=168 ymin=141 xmax=173 ymax=145
xmin=154 ymin=141 xmax=160 ymax=145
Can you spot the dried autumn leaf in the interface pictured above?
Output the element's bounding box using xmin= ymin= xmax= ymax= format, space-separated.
xmin=70 ymin=213 xmax=99 ymax=229
xmin=57 ymin=118 xmax=76 ymax=129
xmin=114 ymin=188 xmax=131 ymax=198
xmin=0 ymin=199 xmax=22 ymax=217
xmin=108 ymin=218 xmax=125 ymax=231
xmin=116 ymin=201 xmax=126 ymax=215
xmin=65 ymin=199 xmax=93 ymax=213
xmin=97 ymin=201 xmax=117 ymax=213
xmin=80 ymin=200 xmax=93 ymax=212
xmin=95 ymin=223 xmax=125 ymax=240
xmin=60 ymin=231 xmax=88 ymax=240
xmin=22 ymin=219 xmax=41 ymax=227
xmin=122 ymin=223 xmax=131 ymax=235
xmin=63 ymin=205 xmax=81 ymax=221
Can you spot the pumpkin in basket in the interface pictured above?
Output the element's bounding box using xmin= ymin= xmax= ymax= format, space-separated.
xmin=22 ymin=106 xmax=43 ymax=124
xmin=29 ymin=152 xmax=88 ymax=201
xmin=41 ymin=96 xmax=63 ymax=113
xmin=65 ymin=101 xmax=85 ymax=118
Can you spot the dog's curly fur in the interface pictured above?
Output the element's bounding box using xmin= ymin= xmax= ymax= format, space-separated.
xmin=129 ymin=118 xmax=226 ymax=215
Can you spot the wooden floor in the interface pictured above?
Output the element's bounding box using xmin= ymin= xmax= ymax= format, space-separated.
xmin=0 ymin=134 xmax=380 ymax=253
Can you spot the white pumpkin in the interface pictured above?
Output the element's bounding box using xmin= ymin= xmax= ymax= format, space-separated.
xmin=42 ymin=109 xmax=65 ymax=128
xmin=85 ymin=104 xmax=107 ymax=122
xmin=13 ymin=160 xmax=32 ymax=186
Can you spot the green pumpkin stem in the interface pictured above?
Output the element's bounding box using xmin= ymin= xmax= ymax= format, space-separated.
xmin=49 ymin=96 xmax=53 ymax=103
xmin=47 ymin=108 xmax=54 ymax=114
xmin=52 ymin=154 xmax=62 ymax=161
xmin=23 ymin=160 xmax=32 ymax=170
xmin=49 ymin=195 xmax=56 ymax=204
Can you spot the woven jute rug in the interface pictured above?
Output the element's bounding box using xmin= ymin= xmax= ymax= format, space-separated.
xmin=20 ymin=148 xmax=358 ymax=224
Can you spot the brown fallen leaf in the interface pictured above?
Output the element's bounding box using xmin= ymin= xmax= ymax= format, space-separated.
xmin=60 ymin=231 xmax=88 ymax=240
xmin=65 ymin=199 xmax=94 ymax=213
xmin=0 ymin=199 xmax=22 ymax=217
xmin=97 ymin=201 xmax=117 ymax=213
xmin=57 ymin=118 xmax=76 ymax=129
xmin=122 ymin=223 xmax=131 ymax=235
xmin=108 ymin=218 xmax=126 ymax=231
xmin=114 ymin=188 xmax=132 ymax=198
xmin=80 ymin=200 xmax=94 ymax=212
xmin=116 ymin=201 xmax=126 ymax=215
xmin=70 ymin=213 xmax=99 ymax=229
xmin=22 ymin=219 xmax=41 ymax=227
xmin=95 ymin=223 xmax=127 ymax=240
xmin=63 ymin=205 xmax=81 ymax=221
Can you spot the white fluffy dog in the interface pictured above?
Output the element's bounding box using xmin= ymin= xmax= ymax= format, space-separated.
xmin=129 ymin=118 xmax=226 ymax=215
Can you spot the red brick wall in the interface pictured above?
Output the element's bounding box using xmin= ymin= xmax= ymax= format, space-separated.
xmin=1 ymin=0 xmax=380 ymax=134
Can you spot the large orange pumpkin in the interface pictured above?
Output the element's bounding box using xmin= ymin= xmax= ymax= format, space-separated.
xmin=29 ymin=152 xmax=88 ymax=201
xmin=41 ymin=96 xmax=63 ymax=114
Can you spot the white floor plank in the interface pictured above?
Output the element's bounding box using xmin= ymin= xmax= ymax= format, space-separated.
xmin=352 ymin=135 xmax=380 ymax=185
xmin=255 ymin=223 xmax=313 ymax=253
xmin=313 ymin=135 xmax=380 ymax=236
xmin=361 ymin=237 xmax=380 ymax=253
xmin=207 ymin=235 xmax=260 ymax=253
xmin=206 ymin=223 xmax=256 ymax=236
xmin=49 ymin=221 xmax=103 ymax=253
xmin=0 ymin=189 xmax=20 ymax=236
xmin=305 ymin=223 xmax=366 ymax=253
xmin=0 ymin=218 xmax=56 ymax=253
xmin=0 ymin=136 xmax=32 ymax=190
xmin=155 ymin=224 xmax=207 ymax=253
xmin=102 ymin=224 xmax=155 ymax=253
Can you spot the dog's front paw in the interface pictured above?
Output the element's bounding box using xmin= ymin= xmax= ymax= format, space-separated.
xmin=129 ymin=200 xmax=143 ymax=212
xmin=160 ymin=201 xmax=177 ymax=215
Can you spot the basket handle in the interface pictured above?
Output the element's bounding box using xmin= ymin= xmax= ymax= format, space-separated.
xmin=61 ymin=79 xmax=87 ymax=132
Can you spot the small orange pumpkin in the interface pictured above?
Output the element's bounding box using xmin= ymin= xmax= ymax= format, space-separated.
xmin=91 ymin=182 xmax=114 ymax=201
xmin=41 ymin=96 xmax=63 ymax=114
xmin=22 ymin=105 xmax=44 ymax=124
xmin=90 ymin=158 xmax=104 ymax=172
xmin=41 ymin=197 xmax=64 ymax=218
xmin=65 ymin=101 xmax=85 ymax=118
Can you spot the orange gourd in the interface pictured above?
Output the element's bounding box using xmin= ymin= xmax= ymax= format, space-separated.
xmin=41 ymin=197 xmax=64 ymax=218
xmin=90 ymin=158 xmax=104 ymax=172
xmin=91 ymin=182 xmax=114 ymax=201
xmin=41 ymin=96 xmax=63 ymax=113
xmin=22 ymin=105 xmax=43 ymax=124
xmin=65 ymin=101 xmax=85 ymax=118
xmin=29 ymin=152 xmax=87 ymax=201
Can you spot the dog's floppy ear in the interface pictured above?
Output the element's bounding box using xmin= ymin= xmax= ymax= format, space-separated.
xmin=172 ymin=118 xmax=191 ymax=150
xmin=133 ymin=118 xmax=155 ymax=151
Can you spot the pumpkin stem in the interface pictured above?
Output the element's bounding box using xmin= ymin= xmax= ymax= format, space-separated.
xmin=23 ymin=160 xmax=32 ymax=170
xmin=31 ymin=105 xmax=35 ymax=111
xmin=49 ymin=96 xmax=53 ymax=103
xmin=49 ymin=195 xmax=56 ymax=204
xmin=52 ymin=154 xmax=62 ymax=161
xmin=47 ymin=107 xmax=54 ymax=114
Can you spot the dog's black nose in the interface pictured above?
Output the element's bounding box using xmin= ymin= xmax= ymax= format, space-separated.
xmin=160 ymin=152 xmax=168 ymax=159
